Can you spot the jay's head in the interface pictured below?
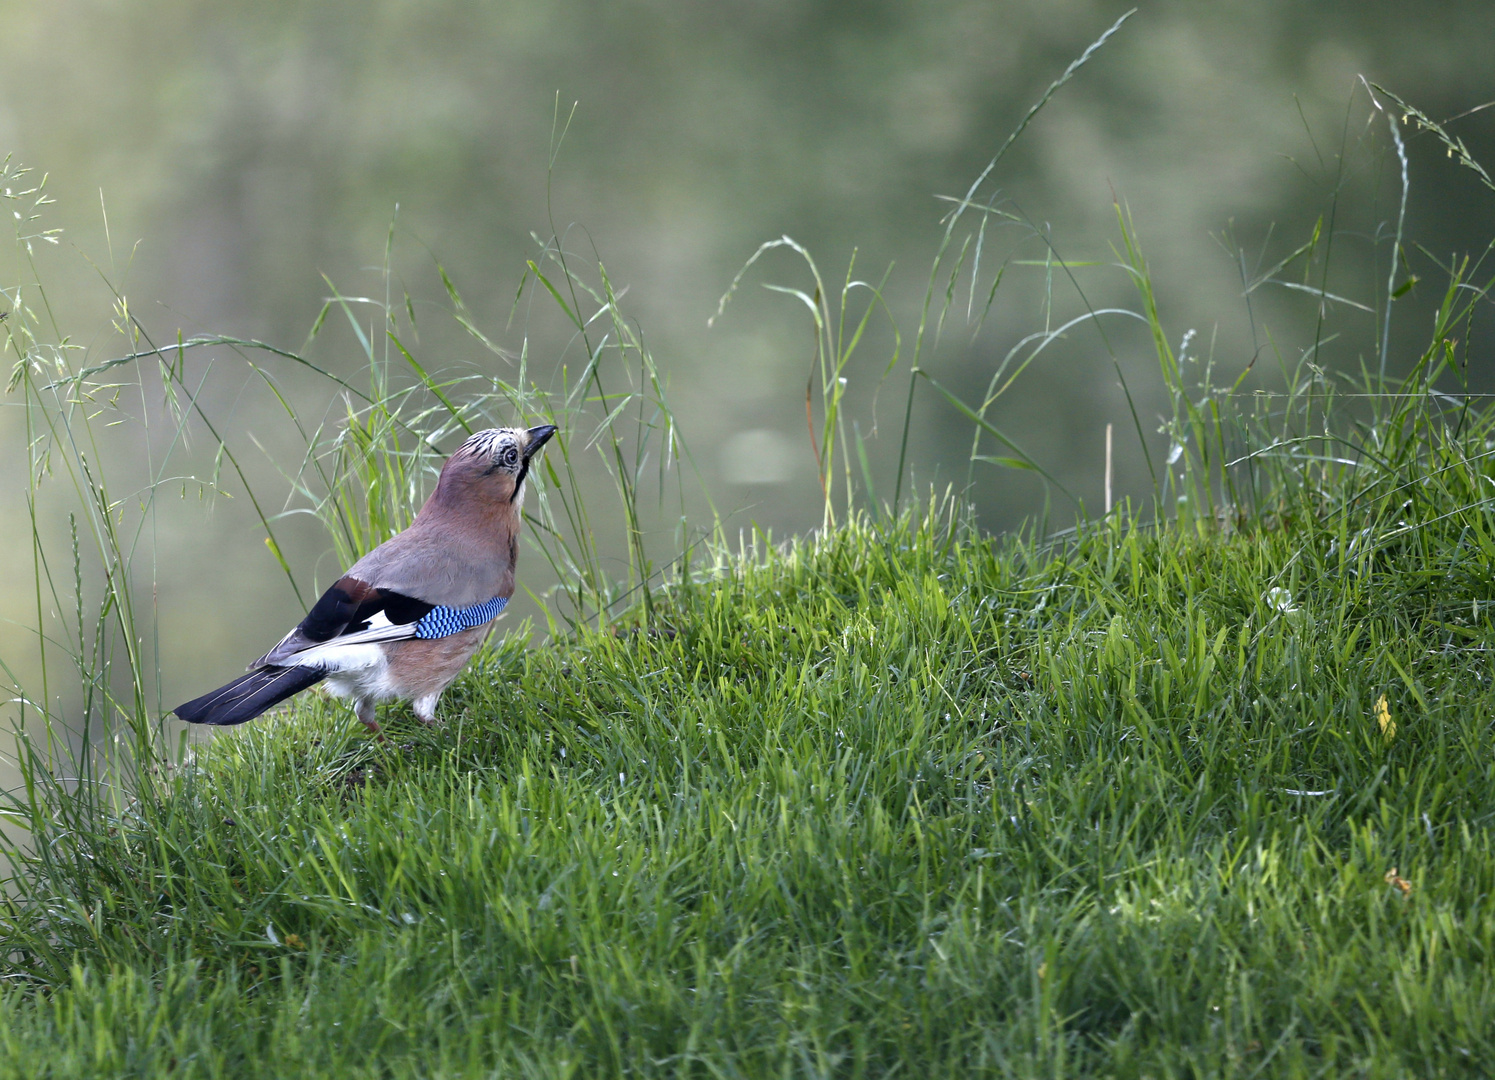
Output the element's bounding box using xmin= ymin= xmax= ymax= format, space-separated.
xmin=434 ymin=424 xmax=557 ymax=509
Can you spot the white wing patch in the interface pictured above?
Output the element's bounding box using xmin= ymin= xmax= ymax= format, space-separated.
xmin=293 ymin=641 xmax=389 ymax=674
xmin=284 ymin=610 xmax=421 ymax=661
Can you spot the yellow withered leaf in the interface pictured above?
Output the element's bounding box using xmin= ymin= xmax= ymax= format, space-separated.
xmin=1384 ymin=868 xmax=1411 ymax=896
xmin=1375 ymin=695 xmax=1395 ymax=740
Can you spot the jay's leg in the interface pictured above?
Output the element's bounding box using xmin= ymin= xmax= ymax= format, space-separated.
xmin=355 ymin=698 xmax=383 ymax=738
xmin=413 ymin=692 xmax=442 ymax=727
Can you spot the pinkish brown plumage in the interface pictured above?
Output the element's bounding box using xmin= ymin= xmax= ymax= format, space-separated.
xmin=173 ymin=424 xmax=557 ymax=734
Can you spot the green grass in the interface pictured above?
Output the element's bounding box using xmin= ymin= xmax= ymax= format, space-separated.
xmin=5 ymin=467 xmax=1495 ymax=1076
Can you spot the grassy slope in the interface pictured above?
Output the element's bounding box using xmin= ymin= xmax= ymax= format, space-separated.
xmin=4 ymin=479 xmax=1495 ymax=1079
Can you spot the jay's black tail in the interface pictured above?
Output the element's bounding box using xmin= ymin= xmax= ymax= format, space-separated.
xmin=173 ymin=666 xmax=326 ymax=726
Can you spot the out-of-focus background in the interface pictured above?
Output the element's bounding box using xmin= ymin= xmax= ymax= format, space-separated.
xmin=1 ymin=0 xmax=1493 ymax=718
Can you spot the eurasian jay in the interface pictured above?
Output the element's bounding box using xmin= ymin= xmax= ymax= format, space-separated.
xmin=173 ymin=424 xmax=557 ymax=734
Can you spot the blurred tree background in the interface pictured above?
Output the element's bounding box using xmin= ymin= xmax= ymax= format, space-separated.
xmin=1 ymin=0 xmax=1493 ymax=708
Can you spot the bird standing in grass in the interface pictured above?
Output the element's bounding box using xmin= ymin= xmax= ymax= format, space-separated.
xmin=174 ymin=424 xmax=557 ymax=734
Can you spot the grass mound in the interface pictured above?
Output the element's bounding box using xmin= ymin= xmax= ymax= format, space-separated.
xmin=4 ymin=472 xmax=1495 ymax=1075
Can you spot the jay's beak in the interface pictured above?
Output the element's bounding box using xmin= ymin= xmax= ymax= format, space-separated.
xmin=524 ymin=424 xmax=558 ymax=461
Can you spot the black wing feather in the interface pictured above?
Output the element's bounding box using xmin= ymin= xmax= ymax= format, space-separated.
xmin=173 ymin=666 xmax=327 ymax=726
xmin=295 ymin=577 xmax=436 ymax=641
xmin=252 ymin=577 xmax=436 ymax=669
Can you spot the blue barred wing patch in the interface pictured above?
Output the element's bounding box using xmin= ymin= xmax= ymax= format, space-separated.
xmin=412 ymin=595 xmax=508 ymax=639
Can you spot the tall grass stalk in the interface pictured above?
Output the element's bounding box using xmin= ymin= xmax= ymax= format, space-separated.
xmin=716 ymin=9 xmax=1141 ymax=521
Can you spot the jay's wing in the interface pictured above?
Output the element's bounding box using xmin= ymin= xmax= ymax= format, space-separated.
xmin=252 ymin=575 xmax=436 ymax=669
xmin=173 ymin=576 xmax=435 ymax=726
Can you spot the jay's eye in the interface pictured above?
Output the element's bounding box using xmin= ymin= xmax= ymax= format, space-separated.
xmin=500 ymin=446 xmax=519 ymax=468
